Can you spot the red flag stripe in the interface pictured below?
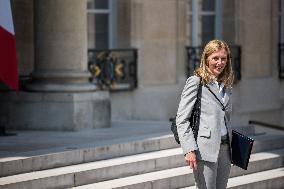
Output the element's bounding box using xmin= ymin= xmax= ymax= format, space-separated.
xmin=0 ymin=26 xmax=18 ymax=90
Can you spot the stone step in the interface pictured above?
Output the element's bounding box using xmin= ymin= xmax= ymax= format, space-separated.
xmin=0 ymin=130 xmax=283 ymax=178
xmin=227 ymin=167 xmax=284 ymax=189
xmin=70 ymin=149 xmax=284 ymax=189
xmin=1 ymin=148 xmax=284 ymax=189
xmin=184 ymin=167 xmax=284 ymax=189
xmin=0 ymin=134 xmax=177 ymax=177
xmin=0 ymin=125 xmax=256 ymax=177
xmin=251 ymin=134 xmax=284 ymax=153
xmin=71 ymin=149 xmax=284 ymax=189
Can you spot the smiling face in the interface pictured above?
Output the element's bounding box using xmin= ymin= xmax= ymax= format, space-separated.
xmin=206 ymin=48 xmax=228 ymax=78
xmin=195 ymin=40 xmax=234 ymax=86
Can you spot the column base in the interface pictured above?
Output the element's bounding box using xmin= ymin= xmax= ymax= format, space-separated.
xmin=0 ymin=91 xmax=110 ymax=131
xmin=25 ymin=83 xmax=97 ymax=92
xmin=24 ymin=70 xmax=97 ymax=92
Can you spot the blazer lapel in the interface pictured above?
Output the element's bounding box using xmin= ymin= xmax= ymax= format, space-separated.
xmin=206 ymin=82 xmax=224 ymax=105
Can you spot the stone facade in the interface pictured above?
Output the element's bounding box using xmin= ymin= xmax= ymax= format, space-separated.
xmin=2 ymin=0 xmax=283 ymax=130
xmin=232 ymin=0 xmax=282 ymax=126
xmin=1 ymin=0 xmax=111 ymax=131
xmin=111 ymin=0 xmax=284 ymax=129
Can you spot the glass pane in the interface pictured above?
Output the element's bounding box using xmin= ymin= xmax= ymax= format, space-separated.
xmin=202 ymin=0 xmax=215 ymax=11
xmin=95 ymin=0 xmax=109 ymax=9
xmin=87 ymin=0 xmax=95 ymax=9
xmin=201 ymin=15 xmax=215 ymax=46
xmin=95 ymin=14 xmax=109 ymax=49
xmin=87 ymin=0 xmax=109 ymax=9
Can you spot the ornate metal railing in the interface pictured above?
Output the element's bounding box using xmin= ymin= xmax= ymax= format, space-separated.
xmin=186 ymin=45 xmax=242 ymax=82
xmin=279 ymin=43 xmax=284 ymax=79
xmin=88 ymin=48 xmax=138 ymax=91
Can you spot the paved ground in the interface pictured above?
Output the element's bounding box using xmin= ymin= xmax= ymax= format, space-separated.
xmin=0 ymin=120 xmax=283 ymax=159
xmin=0 ymin=120 xmax=171 ymax=158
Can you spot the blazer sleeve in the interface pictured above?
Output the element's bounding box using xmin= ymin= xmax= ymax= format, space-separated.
xmin=176 ymin=76 xmax=200 ymax=155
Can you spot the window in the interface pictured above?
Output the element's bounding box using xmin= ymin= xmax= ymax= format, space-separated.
xmin=87 ymin=0 xmax=135 ymax=90
xmin=187 ymin=0 xmax=222 ymax=46
xmin=87 ymin=0 xmax=117 ymax=49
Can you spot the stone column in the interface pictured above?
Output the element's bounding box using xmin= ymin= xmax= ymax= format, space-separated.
xmin=0 ymin=0 xmax=110 ymax=131
xmin=11 ymin=0 xmax=34 ymax=78
xmin=26 ymin=0 xmax=95 ymax=92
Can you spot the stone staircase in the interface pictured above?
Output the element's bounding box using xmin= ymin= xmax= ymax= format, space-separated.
xmin=0 ymin=126 xmax=284 ymax=189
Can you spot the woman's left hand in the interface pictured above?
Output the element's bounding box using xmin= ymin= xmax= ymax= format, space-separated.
xmin=185 ymin=151 xmax=197 ymax=170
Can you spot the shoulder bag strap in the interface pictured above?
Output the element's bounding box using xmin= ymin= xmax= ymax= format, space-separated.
xmin=191 ymin=79 xmax=202 ymax=140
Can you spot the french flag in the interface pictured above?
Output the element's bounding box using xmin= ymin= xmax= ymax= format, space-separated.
xmin=0 ymin=0 xmax=18 ymax=90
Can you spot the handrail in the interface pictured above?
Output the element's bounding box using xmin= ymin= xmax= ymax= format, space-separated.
xmin=248 ymin=120 xmax=284 ymax=131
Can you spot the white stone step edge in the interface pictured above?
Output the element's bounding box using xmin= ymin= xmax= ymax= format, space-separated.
xmin=1 ymin=148 xmax=182 ymax=186
xmin=71 ymin=166 xmax=193 ymax=189
xmin=183 ymin=167 xmax=284 ymax=189
xmin=0 ymin=131 xmax=281 ymax=165
xmin=1 ymin=133 xmax=284 ymax=179
xmin=68 ymin=149 xmax=284 ymax=189
xmin=0 ymin=134 xmax=178 ymax=177
xmin=0 ymin=125 xmax=254 ymax=162
xmin=0 ymin=124 xmax=254 ymax=162
xmin=2 ymin=147 xmax=282 ymax=189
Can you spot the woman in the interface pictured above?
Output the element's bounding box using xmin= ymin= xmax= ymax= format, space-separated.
xmin=176 ymin=39 xmax=234 ymax=189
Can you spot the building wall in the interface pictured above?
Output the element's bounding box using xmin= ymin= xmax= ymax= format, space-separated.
xmin=110 ymin=0 xmax=284 ymax=129
xmin=111 ymin=0 xmax=184 ymax=120
xmin=116 ymin=0 xmax=131 ymax=48
xmin=222 ymin=0 xmax=236 ymax=44
xmin=9 ymin=0 xmax=284 ymax=128
xmin=231 ymin=0 xmax=282 ymax=126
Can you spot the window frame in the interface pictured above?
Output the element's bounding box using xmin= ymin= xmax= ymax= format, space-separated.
xmin=87 ymin=0 xmax=117 ymax=49
xmin=187 ymin=0 xmax=223 ymax=47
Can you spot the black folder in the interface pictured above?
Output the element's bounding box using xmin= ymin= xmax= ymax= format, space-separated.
xmin=231 ymin=130 xmax=254 ymax=170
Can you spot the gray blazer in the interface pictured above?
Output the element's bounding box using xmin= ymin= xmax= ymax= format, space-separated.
xmin=176 ymin=75 xmax=232 ymax=163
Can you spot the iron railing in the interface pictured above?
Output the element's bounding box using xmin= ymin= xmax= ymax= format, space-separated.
xmin=279 ymin=43 xmax=284 ymax=79
xmin=88 ymin=48 xmax=138 ymax=91
xmin=186 ymin=45 xmax=242 ymax=82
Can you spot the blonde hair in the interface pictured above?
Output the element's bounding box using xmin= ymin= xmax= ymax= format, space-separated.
xmin=195 ymin=39 xmax=234 ymax=87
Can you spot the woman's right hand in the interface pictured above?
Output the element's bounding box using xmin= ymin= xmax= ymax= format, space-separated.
xmin=185 ymin=151 xmax=197 ymax=170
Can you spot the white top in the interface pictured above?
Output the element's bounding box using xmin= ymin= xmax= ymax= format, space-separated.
xmin=213 ymin=81 xmax=228 ymax=137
